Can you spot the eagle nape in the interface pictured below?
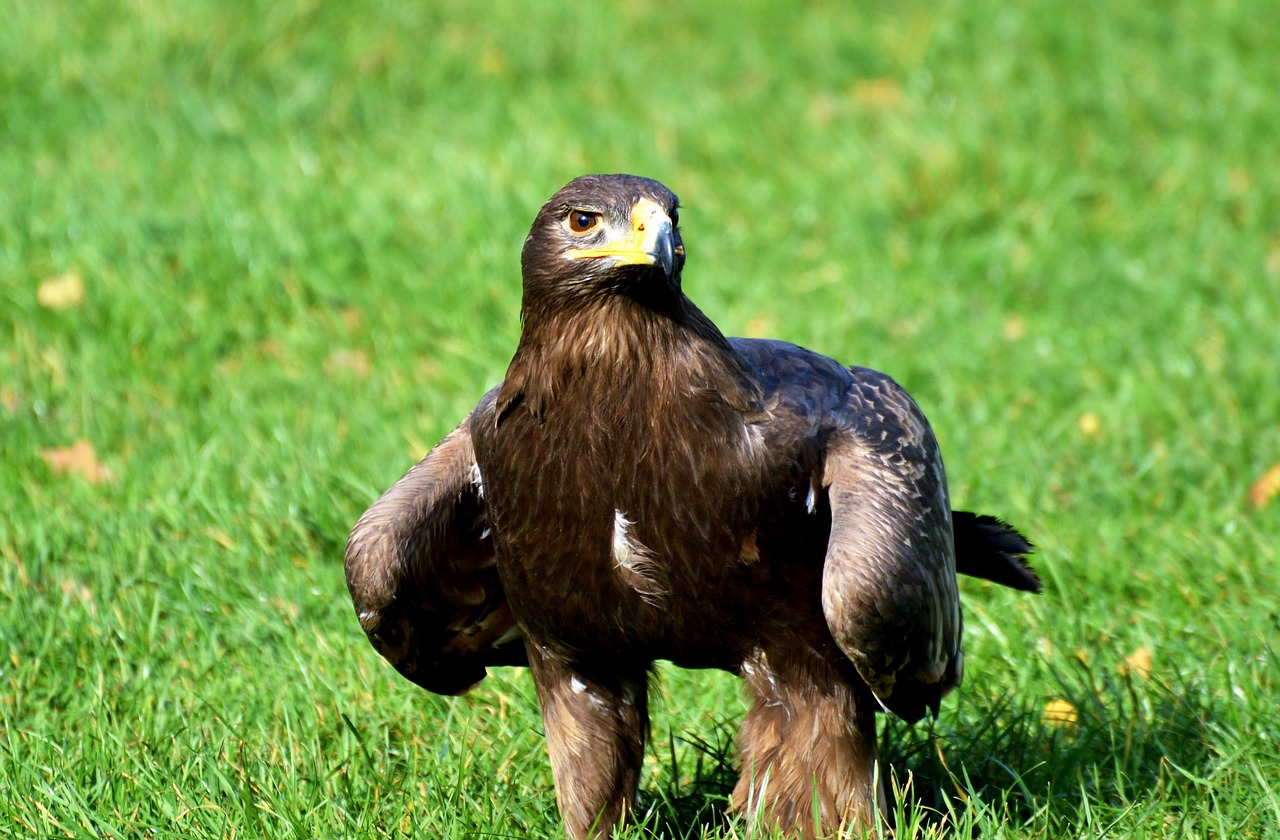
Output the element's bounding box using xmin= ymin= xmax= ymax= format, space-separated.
xmin=344 ymin=174 xmax=1039 ymax=839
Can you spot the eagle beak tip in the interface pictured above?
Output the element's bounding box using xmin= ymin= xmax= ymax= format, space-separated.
xmin=653 ymin=221 xmax=676 ymax=279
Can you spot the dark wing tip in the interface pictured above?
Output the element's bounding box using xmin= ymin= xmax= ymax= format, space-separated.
xmin=876 ymin=683 xmax=943 ymax=724
xmin=952 ymin=511 xmax=1041 ymax=593
xmin=966 ymin=513 xmax=1036 ymax=554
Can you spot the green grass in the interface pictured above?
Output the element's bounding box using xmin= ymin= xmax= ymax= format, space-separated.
xmin=3 ymin=0 xmax=1279 ymax=836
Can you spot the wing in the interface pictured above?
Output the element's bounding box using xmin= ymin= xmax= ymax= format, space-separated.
xmin=344 ymin=402 xmax=525 ymax=696
xmin=818 ymin=367 xmax=962 ymax=723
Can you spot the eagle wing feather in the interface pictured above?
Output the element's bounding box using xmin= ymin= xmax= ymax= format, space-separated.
xmin=344 ymin=402 xmax=524 ymax=695
xmin=819 ymin=367 xmax=962 ymax=722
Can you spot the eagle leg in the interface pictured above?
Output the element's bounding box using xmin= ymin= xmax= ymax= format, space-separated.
xmin=527 ymin=646 xmax=650 ymax=840
xmin=733 ymin=645 xmax=885 ymax=838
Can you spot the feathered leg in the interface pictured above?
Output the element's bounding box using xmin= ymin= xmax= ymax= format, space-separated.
xmin=528 ymin=645 xmax=649 ymax=839
xmin=733 ymin=644 xmax=884 ymax=838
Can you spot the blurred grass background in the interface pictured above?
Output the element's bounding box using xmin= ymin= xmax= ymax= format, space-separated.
xmin=2 ymin=0 xmax=1279 ymax=836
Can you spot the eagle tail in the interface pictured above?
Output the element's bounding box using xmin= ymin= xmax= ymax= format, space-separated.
xmin=952 ymin=511 xmax=1040 ymax=593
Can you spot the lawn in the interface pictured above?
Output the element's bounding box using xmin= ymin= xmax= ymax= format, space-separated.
xmin=3 ymin=0 xmax=1279 ymax=836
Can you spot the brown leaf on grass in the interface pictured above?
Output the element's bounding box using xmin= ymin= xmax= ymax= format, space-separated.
xmin=1248 ymin=461 xmax=1280 ymax=509
xmin=257 ymin=338 xmax=285 ymax=360
xmin=324 ymin=348 xmax=371 ymax=379
xmin=1119 ymin=645 xmax=1153 ymax=680
xmin=850 ymin=77 xmax=903 ymax=107
xmin=340 ymin=305 xmax=364 ymax=332
xmin=37 ymin=271 xmax=85 ymax=310
xmin=39 ymin=439 xmax=107 ymax=484
xmin=60 ymin=578 xmax=98 ymax=616
xmin=1042 ymin=698 xmax=1079 ymax=726
xmin=272 ymin=597 xmax=300 ymax=621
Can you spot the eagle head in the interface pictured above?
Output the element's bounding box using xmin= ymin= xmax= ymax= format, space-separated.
xmin=520 ymin=175 xmax=685 ymax=310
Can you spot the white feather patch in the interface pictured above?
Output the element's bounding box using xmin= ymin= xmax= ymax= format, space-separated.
xmin=611 ymin=510 xmax=665 ymax=606
xmin=612 ymin=510 xmax=636 ymax=564
xmin=805 ymin=470 xmax=821 ymax=514
xmin=468 ymin=463 xmax=485 ymax=499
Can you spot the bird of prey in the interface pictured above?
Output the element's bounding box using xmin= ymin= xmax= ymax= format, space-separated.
xmin=345 ymin=174 xmax=1038 ymax=838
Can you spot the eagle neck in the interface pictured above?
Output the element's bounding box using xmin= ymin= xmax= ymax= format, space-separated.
xmin=502 ymin=292 xmax=763 ymax=421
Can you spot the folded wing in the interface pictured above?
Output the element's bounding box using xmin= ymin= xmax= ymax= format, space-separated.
xmin=820 ymin=368 xmax=962 ymax=722
xmin=344 ymin=410 xmax=524 ymax=695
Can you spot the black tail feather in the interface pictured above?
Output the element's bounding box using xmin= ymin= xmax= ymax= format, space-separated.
xmin=952 ymin=511 xmax=1040 ymax=593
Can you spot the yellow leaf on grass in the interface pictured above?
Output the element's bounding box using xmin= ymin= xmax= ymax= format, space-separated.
xmin=39 ymin=439 xmax=106 ymax=484
xmin=1248 ymin=461 xmax=1280 ymax=509
xmin=1119 ymin=645 xmax=1153 ymax=679
xmin=1042 ymin=698 xmax=1078 ymax=726
xmin=1002 ymin=316 xmax=1026 ymax=342
xmin=1265 ymin=237 xmax=1280 ymax=276
xmin=478 ymin=46 xmax=507 ymax=77
xmin=743 ymin=316 xmax=775 ymax=339
xmin=205 ymin=528 xmax=238 ymax=551
xmin=37 ymin=271 xmax=85 ymax=310
xmin=850 ymin=77 xmax=903 ymax=107
xmin=1077 ymin=411 xmax=1101 ymax=437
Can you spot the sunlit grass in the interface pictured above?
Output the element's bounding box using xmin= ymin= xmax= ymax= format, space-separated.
xmin=2 ymin=0 xmax=1278 ymax=836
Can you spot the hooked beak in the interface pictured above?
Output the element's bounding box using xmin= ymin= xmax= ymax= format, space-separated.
xmin=567 ymin=198 xmax=678 ymax=280
xmin=650 ymin=215 xmax=677 ymax=279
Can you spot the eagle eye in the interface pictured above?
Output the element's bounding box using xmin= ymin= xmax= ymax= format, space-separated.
xmin=567 ymin=210 xmax=600 ymax=234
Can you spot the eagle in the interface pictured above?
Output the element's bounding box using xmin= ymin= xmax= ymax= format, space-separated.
xmin=345 ymin=174 xmax=1038 ymax=838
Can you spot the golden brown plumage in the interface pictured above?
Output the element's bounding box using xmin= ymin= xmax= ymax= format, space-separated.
xmin=344 ymin=174 xmax=1038 ymax=838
